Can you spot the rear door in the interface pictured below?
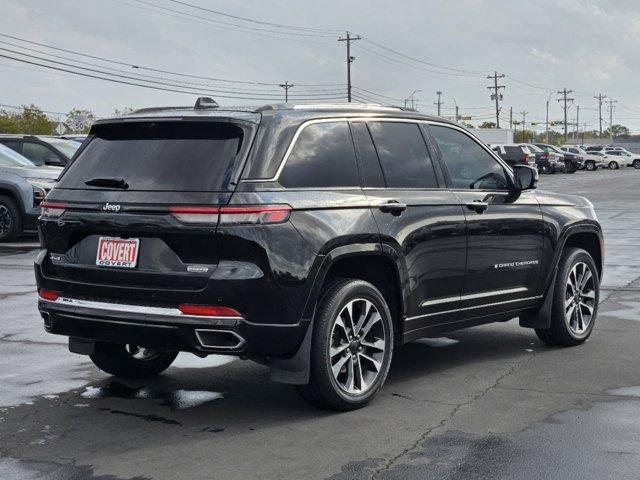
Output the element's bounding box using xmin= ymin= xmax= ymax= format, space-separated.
xmin=351 ymin=119 xmax=467 ymax=336
xmin=40 ymin=119 xmax=254 ymax=294
xmin=429 ymin=124 xmax=543 ymax=319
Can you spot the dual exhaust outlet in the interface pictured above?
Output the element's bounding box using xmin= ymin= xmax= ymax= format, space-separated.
xmin=194 ymin=329 xmax=246 ymax=351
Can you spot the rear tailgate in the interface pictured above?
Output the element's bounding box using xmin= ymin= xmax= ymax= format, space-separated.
xmin=39 ymin=118 xmax=256 ymax=293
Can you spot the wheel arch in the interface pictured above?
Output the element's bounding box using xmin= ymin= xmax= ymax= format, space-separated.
xmin=521 ymin=223 xmax=603 ymax=330
xmin=269 ymin=243 xmax=408 ymax=385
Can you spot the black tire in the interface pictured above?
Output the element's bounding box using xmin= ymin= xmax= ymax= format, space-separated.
xmin=633 ymin=159 xmax=640 ymax=169
xmin=0 ymin=195 xmax=22 ymax=242
xmin=608 ymin=161 xmax=619 ymax=170
xmin=585 ymin=161 xmax=596 ymax=171
xmin=295 ymin=279 xmax=394 ymax=410
xmin=563 ymin=160 xmax=576 ymax=173
xmin=535 ymin=248 xmax=600 ymax=346
xmin=539 ymin=164 xmax=551 ymax=174
xmin=90 ymin=341 xmax=178 ymax=378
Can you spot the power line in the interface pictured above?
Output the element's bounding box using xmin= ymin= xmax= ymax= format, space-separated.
xmin=165 ymin=0 xmax=343 ymax=34
xmin=129 ymin=0 xmax=336 ymax=38
xmin=0 ymin=52 xmax=346 ymax=101
xmin=0 ymin=33 xmax=344 ymax=88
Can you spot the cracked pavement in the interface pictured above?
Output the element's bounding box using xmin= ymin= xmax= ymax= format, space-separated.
xmin=1 ymin=168 xmax=640 ymax=480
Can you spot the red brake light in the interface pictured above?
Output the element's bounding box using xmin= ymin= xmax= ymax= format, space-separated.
xmin=39 ymin=289 xmax=60 ymax=301
xmin=178 ymin=304 xmax=243 ymax=317
xmin=170 ymin=205 xmax=291 ymax=225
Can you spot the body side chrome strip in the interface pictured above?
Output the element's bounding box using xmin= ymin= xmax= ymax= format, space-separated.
xmin=406 ymin=295 xmax=543 ymax=321
xmin=419 ymin=287 xmax=529 ymax=307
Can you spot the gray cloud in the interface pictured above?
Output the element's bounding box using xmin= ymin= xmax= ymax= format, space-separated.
xmin=1 ymin=0 xmax=640 ymax=131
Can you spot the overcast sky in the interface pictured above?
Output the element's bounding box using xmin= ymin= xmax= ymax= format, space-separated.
xmin=2 ymin=0 xmax=640 ymax=133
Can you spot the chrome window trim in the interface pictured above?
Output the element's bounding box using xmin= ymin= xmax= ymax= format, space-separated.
xmin=406 ymin=295 xmax=543 ymax=321
xmin=419 ymin=287 xmax=529 ymax=308
xmin=242 ymin=117 xmax=349 ymax=183
xmin=241 ymin=116 xmax=514 ymax=185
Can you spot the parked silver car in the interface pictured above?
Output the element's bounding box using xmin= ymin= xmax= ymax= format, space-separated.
xmin=0 ymin=143 xmax=61 ymax=241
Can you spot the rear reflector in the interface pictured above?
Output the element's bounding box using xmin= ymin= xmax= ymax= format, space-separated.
xmin=178 ymin=304 xmax=243 ymax=317
xmin=170 ymin=205 xmax=291 ymax=225
xmin=40 ymin=201 xmax=66 ymax=219
xmin=39 ymin=289 xmax=60 ymax=301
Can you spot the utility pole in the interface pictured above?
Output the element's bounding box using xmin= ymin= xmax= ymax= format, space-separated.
xmin=279 ymin=81 xmax=294 ymax=102
xmin=594 ymin=93 xmax=606 ymax=137
xmin=557 ymin=88 xmax=574 ymax=143
xmin=545 ymin=92 xmax=553 ymax=144
xmin=509 ymin=107 xmax=513 ymax=130
xmin=574 ymin=105 xmax=579 ymax=142
xmin=607 ymin=98 xmax=618 ymax=142
xmin=337 ymin=32 xmax=361 ymax=102
xmin=434 ymin=91 xmax=443 ymax=116
xmin=519 ymin=111 xmax=528 ymax=143
xmin=486 ymin=71 xmax=505 ymax=128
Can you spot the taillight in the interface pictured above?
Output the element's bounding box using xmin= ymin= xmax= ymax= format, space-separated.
xmin=38 ymin=289 xmax=60 ymax=301
xmin=219 ymin=205 xmax=291 ymax=225
xmin=178 ymin=304 xmax=243 ymax=317
xmin=541 ymin=153 xmax=548 ymax=160
xmin=40 ymin=201 xmax=66 ymax=219
xmin=170 ymin=206 xmax=219 ymax=224
xmin=170 ymin=205 xmax=291 ymax=225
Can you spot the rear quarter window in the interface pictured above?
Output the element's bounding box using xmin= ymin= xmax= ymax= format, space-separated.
xmin=57 ymin=121 xmax=246 ymax=192
xmin=278 ymin=121 xmax=359 ymax=188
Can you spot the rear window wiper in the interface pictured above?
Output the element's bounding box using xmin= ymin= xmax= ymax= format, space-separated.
xmin=84 ymin=177 xmax=129 ymax=189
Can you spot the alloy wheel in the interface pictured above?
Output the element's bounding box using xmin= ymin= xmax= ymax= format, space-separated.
xmin=329 ymin=298 xmax=386 ymax=395
xmin=0 ymin=205 xmax=12 ymax=237
xmin=564 ymin=262 xmax=596 ymax=336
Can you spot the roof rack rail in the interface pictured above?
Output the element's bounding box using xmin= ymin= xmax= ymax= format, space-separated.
xmin=291 ymin=103 xmax=403 ymax=111
xmin=128 ymin=106 xmax=192 ymax=115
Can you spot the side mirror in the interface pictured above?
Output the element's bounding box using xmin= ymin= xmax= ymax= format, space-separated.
xmin=513 ymin=164 xmax=538 ymax=191
xmin=44 ymin=156 xmax=65 ymax=167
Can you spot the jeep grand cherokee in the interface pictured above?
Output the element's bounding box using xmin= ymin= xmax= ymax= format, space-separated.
xmin=36 ymin=99 xmax=604 ymax=410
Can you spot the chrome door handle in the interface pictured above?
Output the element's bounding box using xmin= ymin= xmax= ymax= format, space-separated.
xmin=466 ymin=201 xmax=489 ymax=214
xmin=378 ymin=200 xmax=408 ymax=215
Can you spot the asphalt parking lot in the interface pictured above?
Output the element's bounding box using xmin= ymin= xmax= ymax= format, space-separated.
xmin=1 ymin=168 xmax=640 ymax=480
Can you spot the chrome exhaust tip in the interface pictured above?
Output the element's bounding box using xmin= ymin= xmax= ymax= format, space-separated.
xmin=194 ymin=329 xmax=246 ymax=350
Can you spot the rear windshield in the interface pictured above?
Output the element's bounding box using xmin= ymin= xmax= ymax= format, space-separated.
xmin=57 ymin=121 xmax=245 ymax=192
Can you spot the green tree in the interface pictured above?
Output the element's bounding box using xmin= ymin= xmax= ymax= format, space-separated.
xmin=479 ymin=121 xmax=496 ymax=128
xmin=0 ymin=105 xmax=55 ymax=134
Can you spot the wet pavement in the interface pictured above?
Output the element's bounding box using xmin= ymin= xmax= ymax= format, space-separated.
xmin=1 ymin=168 xmax=640 ymax=479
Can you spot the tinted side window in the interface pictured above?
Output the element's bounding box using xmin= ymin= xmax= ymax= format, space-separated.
xmin=279 ymin=121 xmax=358 ymax=188
xmin=21 ymin=142 xmax=53 ymax=166
xmin=504 ymin=146 xmax=523 ymax=156
xmin=0 ymin=140 xmax=20 ymax=153
xmin=367 ymin=122 xmax=437 ymax=188
xmin=350 ymin=122 xmax=385 ymax=188
xmin=430 ymin=125 xmax=510 ymax=190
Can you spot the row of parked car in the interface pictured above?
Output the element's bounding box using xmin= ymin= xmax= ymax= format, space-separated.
xmin=0 ymin=135 xmax=80 ymax=241
xmin=490 ymin=143 xmax=640 ymax=174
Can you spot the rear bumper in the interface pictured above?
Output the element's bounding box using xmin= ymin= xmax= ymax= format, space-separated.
xmin=38 ymin=296 xmax=309 ymax=357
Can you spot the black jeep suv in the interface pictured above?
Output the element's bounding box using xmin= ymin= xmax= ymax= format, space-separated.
xmin=36 ymin=99 xmax=604 ymax=410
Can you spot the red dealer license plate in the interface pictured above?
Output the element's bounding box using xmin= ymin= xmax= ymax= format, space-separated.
xmin=96 ymin=237 xmax=140 ymax=268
